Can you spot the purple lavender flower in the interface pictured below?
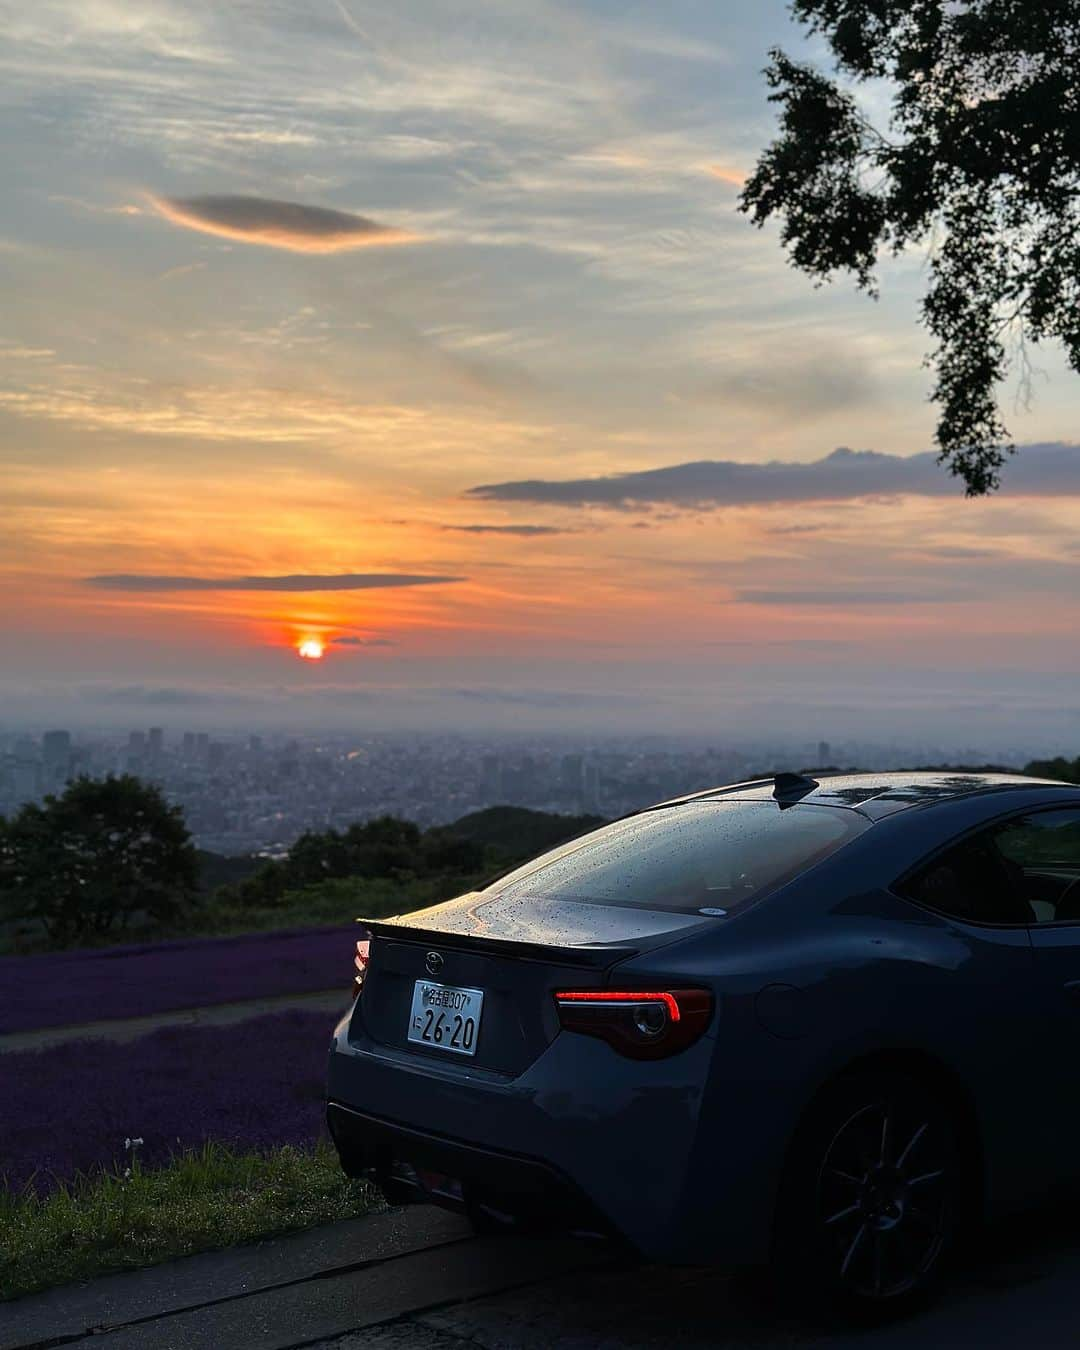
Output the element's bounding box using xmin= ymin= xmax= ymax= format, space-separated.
xmin=1 ymin=1009 xmax=343 ymax=1194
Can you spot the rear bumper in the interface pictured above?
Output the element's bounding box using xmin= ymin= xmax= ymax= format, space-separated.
xmin=326 ymin=1005 xmax=778 ymax=1265
xmin=326 ymin=1100 xmax=614 ymax=1237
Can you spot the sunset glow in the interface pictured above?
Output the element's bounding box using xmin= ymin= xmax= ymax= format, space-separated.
xmin=2 ymin=0 xmax=1080 ymax=744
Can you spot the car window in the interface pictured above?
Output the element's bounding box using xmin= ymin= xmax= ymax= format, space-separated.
xmin=994 ymin=810 xmax=1080 ymax=924
xmin=477 ymin=800 xmax=868 ymax=916
xmin=898 ymin=828 xmax=1033 ymax=926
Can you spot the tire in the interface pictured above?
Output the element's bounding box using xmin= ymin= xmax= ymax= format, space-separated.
xmin=772 ymin=1070 xmax=964 ymax=1321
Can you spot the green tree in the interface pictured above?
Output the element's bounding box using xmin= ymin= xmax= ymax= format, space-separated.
xmin=1024 ymin=755 xmax=1080 ymax=785
xmin=741 ymin=2 xmax=1080 ymax=495
xmin=228 ymin=816 xmax=488 ymax=911
xmin=0 ymin=775 xmax=198 ymax=945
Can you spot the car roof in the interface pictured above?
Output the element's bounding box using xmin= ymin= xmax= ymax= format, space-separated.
xmin=670 ymin=771 xmax=1074 ymax=820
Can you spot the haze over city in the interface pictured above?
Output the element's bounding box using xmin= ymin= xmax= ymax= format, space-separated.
xmin=4 ymin=0 xmax=1080 ymax=746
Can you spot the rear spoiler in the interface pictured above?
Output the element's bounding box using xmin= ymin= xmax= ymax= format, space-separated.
xmin=359 ymin=917 xmax=636 ymax=970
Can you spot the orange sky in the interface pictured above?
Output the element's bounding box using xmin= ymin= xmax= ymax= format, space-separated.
xmin=3 ymin=0 xmax=1080 ymax=739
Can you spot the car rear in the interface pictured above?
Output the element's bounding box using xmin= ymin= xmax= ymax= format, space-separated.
xmin=328 ymin=932 xmax=719 ymax=1253
xmin=327 ymin=796 xmax=869 ymax=1258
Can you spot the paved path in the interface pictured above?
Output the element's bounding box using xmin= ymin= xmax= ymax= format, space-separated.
xmin=0 ymin=987 xmax=347 ymax=1051
xmin=8 ymin=1201 xmax=1080 ymax=1349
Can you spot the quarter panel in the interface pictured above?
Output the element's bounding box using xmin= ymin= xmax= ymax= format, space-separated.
xmin=616 ymin=872 xmax=1045 ymax=1248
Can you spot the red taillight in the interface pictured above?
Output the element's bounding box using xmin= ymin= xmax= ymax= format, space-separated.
xmin=353 ymin=938 xmax=370 ymax=999
xmin=553 ymin=988 xmax=712 ymax=1059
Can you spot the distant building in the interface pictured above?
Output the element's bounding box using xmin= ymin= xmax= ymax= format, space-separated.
xmin=12 ymin=735 xmax=40 ymax=802
xmin=560 ymin=753 xmax=584 ymax=802
xmin=517 ymin=755 xmax=537 ymax=801
xmin=41 ymin=729 xmax=72 ymax=787
xmin=481 ymin=754 xmax=502 ymax=800
xmin=817 ymin=741 xmax=832 ymax=767
xmin=583 ymin=762 xmax=601 ymax=812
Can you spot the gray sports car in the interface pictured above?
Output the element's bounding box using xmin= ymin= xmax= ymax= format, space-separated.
xmin=328 ymin=770 xmax=1080 ymax=1313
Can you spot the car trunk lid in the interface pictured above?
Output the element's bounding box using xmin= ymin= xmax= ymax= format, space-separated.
xmin=356 ymin=892 xmax=707 ymax=1076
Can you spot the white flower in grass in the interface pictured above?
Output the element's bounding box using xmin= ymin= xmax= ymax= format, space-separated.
xmin=124 ymin=1137 xmax=144 ymax=1150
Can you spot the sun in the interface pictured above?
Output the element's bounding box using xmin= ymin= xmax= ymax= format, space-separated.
xmin=296 ymin=638 xmax=325 ymax=661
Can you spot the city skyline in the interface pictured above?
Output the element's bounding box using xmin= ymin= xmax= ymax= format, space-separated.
xmin=4 ymin=0 xmax=1080 ymax=741
xmin=2 ymin=721 xmax=1055 ymax=858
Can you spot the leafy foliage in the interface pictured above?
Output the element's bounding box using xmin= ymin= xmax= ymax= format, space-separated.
xmin=1023 ymin=755 xmax=1080 ymax=785
xmin=225 ymin=814 xmax=486 ymax=910
xmin=1 ymin=803 xmax=608 ymax=952
xmin=193 ymin=848 xmax=262 ymax=893
xmin=445 ymin=805 xmax=606 ymax=858
xmin=0 ymin=776 xmax=197 ymax=945
xmin=741 ymin=2 xmax=1080 ymax=494
xmin=223 ymin=808 xmax=603 ymax=912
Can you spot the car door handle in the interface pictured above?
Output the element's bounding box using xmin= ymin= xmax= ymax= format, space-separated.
xmin=1063 ymin=980 xmax=1080 ymax=1004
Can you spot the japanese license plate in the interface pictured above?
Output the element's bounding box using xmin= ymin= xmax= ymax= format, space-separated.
xmin=407 ymin=980 xmax=484 ymax=1057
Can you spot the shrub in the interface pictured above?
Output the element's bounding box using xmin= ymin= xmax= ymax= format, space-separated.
xmin=0 ymin=775 xmax=198 ymax=946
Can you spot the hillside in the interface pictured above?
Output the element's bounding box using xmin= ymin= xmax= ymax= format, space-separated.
xmin=446 ymin=805 xmax=607 ymax=859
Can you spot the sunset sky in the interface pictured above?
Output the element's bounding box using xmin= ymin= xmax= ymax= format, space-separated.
xmin=3 ymin=0 xmax=1080 ymax=744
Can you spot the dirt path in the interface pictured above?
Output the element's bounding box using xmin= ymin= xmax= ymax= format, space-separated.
xmin=0 ymin=988 xmax=348 ymax=1051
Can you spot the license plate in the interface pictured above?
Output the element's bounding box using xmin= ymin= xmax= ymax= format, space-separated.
xmin=407 ymin=980 xmax=484 ymax=1057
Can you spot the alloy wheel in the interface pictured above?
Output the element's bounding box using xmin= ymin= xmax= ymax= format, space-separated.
xmin=816 ymin=1096 xmax=950 ymax=1300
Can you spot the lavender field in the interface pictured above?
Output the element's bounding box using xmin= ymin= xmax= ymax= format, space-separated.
xmin=1 ymin=1009 xmax=342 ymax=1194
xmin=0 ymin=925 xmax=360 ymax=1034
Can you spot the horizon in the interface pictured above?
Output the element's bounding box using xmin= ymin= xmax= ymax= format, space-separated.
xmin=2 ymin=714 xmax=1072 ymax=764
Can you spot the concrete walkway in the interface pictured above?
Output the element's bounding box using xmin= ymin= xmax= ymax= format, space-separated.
xmin=0 ymin=988 xmax=348 ymax=1051
xmin=1 ymin=1208 xmax=607 ymax=1350
xmin=8 ymin=1199 xmax=1080 ymax=1349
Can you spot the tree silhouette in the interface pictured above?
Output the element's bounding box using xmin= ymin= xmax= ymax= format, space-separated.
xmin=0 ymin=775 xmax=197 ymax=945
xmin=741 ymin=1 xmax=1080 ymax=495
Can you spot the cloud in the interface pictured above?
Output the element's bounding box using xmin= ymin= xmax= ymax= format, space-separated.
xmin=685 ymin=347 xmax=877 ymax=418
xmin=332 ymin=635 xmax=397 ymax=647
xmin=467 ymin=443 xmax=1080 ymax=509
xmin=156 ymin=261 xmax=207 ymax=283
xmin=84 ymin=573 xmax=463 ymax=592
xmin=86 ymin=685 xmax=238 ymax=706
xmin=737 ymin=589 xmax=973 ymax=607
xmin=0 ymin=345 xmax=55 ymax=360
xmin=705 ymin=639 xmax=859 ymax=649
xmin=450 ymin=687 xmax=639 ymax=708
xmin=441 ymin=523 xmax=570 ymax=536
xmin=907 ymin=545 xmax=1001 ymax=561
xmin=50 ymin=194 xmax=144 ymax=217
xmin=150 ymin=194 xmax=417 ymax=253
xmin=706 ymin=164 xmax=745 ymax=187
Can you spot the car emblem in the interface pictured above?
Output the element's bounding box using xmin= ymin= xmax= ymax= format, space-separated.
xmin=425 ymin=951 xmax=444 ymax=976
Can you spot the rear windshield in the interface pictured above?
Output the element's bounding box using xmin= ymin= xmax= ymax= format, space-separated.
xmin=480 ymin=799 xmax=867 ymax=916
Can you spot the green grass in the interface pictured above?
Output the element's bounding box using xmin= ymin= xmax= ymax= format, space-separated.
xmin=1 ymin=874 xmax=475 ymax=955
xmin=0 ymin=1141 xmax=382 ymax=1302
